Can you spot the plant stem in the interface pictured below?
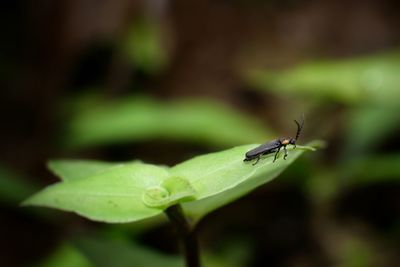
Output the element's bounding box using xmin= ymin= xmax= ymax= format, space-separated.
xmin=165 ymin=204 xmax=201 ymax=267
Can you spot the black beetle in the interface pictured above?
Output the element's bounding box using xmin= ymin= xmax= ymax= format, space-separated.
xmin=244 ymin=116 xmax=304 ymax=165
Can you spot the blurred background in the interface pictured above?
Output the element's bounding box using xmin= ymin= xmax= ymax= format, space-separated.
xmin=1 ymin=0 xmax=400 ymax=267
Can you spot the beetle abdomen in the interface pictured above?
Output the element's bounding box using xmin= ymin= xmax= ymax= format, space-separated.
xmin=245 ymin=139 xmax=281 ymax=158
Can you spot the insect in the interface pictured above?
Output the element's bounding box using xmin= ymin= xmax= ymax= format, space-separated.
xmin=244 ymin=116 xmax=304 ymax=165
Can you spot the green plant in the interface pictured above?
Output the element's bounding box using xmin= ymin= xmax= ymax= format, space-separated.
xmin=246 ymin=50 xmax=400 ymax=105
xmin=23 ymin=142 xmax=317 ymax=267
xmin=64 ymin=96 xmax=273 ymax=149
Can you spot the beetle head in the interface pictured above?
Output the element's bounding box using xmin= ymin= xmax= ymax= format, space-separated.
xmin=289 ymin=138 xmax=297 ymax=145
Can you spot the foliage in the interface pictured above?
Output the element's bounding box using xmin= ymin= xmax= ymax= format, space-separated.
xmin=123 ymin=18 xmax=168 ymax=74
xmin=36 ymin=243 xmax=93 ymax=267
xmin=65 ymin=97 xmax=273 ymax=149
xmin=6 ymin=8 xmax=399 ymax=266
xmin=74 ymin=236 xmax=182 ymax=267
xmin=246 ymin=50 xmax=400 ymax=105
xmin=0 ymin=165 xmax=37 ymax=205
xmin=23 ymin=143 xmax=316 ymax=224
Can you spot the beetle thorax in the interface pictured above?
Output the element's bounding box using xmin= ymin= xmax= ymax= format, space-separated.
xmin=281 ymin=138 xmax=290 ymax=145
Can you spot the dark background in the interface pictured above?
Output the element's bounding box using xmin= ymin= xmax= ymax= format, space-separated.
xmin=1 ymin=1 xmax=399 ymax=267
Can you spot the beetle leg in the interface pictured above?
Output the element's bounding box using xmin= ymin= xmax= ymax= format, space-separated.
xmin=283 ymin=145 xmax=288 ymax=160
xmin=273 ymin=147 xmax=281 ymax=162
xmin=252 ymin=156 xmax=260 ymax=165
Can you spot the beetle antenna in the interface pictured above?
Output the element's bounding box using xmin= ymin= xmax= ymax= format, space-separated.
xmin=293 ymin=114 xmax=305 ymax=141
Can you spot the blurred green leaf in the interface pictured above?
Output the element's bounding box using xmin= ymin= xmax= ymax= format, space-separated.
xmin=203 ymin=239 xmax=251 ymax=267
xmin=342 ymin=154 xmax=400 ymax=185
xmin=344 ymin=106 xmax=400 ymax=156
xmin=123 ymin=18 xmax=167 ymax=74
xmin=65 ymin=97 xmax=272 ymax=149
xmin=340 ymin=238 xmax=376 ymax=267
xmin=247 ymin=50 xmax=400 ymax=104
xmin=36 ymin=243 xmax=93 ymax=267
xmin=307 ymin=153 xmax=400 ymax=203
xmin=0 ymin=165 xmax=37 ymax=204
xmin=74 ymin=236 xmax=181 ymax=267
xmin=305 ymin=170 xmax=342 ymax=203
xmin=37 ymin=235 xmax=250 ymax=267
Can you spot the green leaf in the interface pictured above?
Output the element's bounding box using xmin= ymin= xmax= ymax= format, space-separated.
xmin=0 ymin=165 xmax=38 ymax=204
xmin=343 ymin=106 xmax=400 ymax=157
xmin=65 ymin=97 xmax=272 ymax=149
xmin=173 ymin=143 xmax=316 ymax=221
xmin=247 ymin=50 xmax=400 ymax=105
xmin=342 ymin=154 xmax=400 ymax=185
xmin=24 ymin=143 xmax=316 ymax=223
xmin=35 ymin=243 xmax=93 ymax=267
xmin=306 ymin=153 xmax=400 ymax=203
xmin=74 ymin=236 xmax=181 ymax=267
xmin=73 ymin=234 xmax=249 ymax=267
xmin=159 ymin=176 xmax=196 ymax=205
xmin=23 ymin=162 xmax=169 ymax=223
xmin=123 ymin=18 xmax=167 ymax=74
xmin=48 ymin=160 xmax=122 ymax=181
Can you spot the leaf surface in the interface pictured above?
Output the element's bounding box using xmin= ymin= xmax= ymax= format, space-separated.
xmin=24 ymin=163 xmax=169 ymax=223
xmin=48 ymin=160 xmax=122 ymax=181
xmin=24 ymin=143 xmax=316 ymax=223
xmin=172 ymin=143 xmax=316 ymax=221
